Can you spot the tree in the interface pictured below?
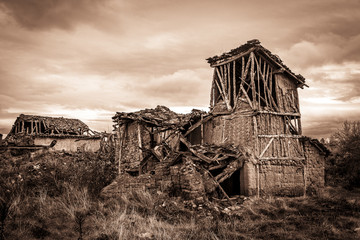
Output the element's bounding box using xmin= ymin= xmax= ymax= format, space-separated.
xmin=330 ymin=121 xmax=360 ymax=188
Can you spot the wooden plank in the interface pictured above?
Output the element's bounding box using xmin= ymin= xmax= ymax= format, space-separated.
xmin=256 ymin=55 xmax=260 ymax=109
xmin=137 ymin=124 xmax=143 ymax=163
xmin=254 ymin=56 xmax=276 ymax=111
xmin=201 ymin=115 xmax=204 ymax=145
xmin=264 ymin=63 xmax=269 ymax=107
xmin=240 ymin=84 xmax=253 ymax=109
xmin=250 ymin=52 xmax=256 ymax=109
xmin=258 ymin=49 xmax=308 ymax=87
xmin=210 ymin=70 xmax=215 ymax=108
xmin=215 ymin=67 xmax=232 ymax=111
xmin=259 ymin=157 xmax=306 ymax=161
xmin=184 ymin=116 xmax=213 ymax=136
xmin=227 ymin=63 xmax=231 ymax=101
xmin=205 ymin=169 xmax=232 ymax=202
xmin=179 ymin=135 xmax=212 ymax=163
xmin=210 ymin=47 xmax=256 ymax=67
xmin=253 ymin=115 xmax=259 ymax=157
xmin=257 ymin=110 xmax=300 ymax=117
xmin=233 ymin=61 xmax=236 ymax=108
xmin=259 ymin=137 xmax=274 ymax=158
xmin=258 ymin=134 xmax=303 ymax=138
xmin=214 ymin=76 xmax=227 ymax=103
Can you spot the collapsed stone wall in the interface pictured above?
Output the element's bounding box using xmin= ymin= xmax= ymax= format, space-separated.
xmin=102 ymin=158 xmax=206 ymax=199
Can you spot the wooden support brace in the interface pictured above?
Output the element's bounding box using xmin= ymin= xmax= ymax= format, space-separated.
xmin=215 ymin=67 xmax=232 ymax=111
xmin=233 ymin=61 xmax=236 ymax=108
xmin=250 ymin=52 xmax=257 ymax=108
xmin=184 ymin=115 xmax=212 ymax=136
xmin=259 ymin=137 xmax=274 ymax=158
xmin=205 ymin=169 xmax=232 ymax=202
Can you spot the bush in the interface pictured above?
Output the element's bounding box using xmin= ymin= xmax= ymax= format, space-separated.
xmin=327 ymin=121 xmax=360 ymax=188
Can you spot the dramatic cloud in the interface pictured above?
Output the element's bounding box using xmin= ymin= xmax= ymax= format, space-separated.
xmin=0 ymin=0 xmax=112 ymax=31
xmin=0 ymin=0 xmax=359 ymax=139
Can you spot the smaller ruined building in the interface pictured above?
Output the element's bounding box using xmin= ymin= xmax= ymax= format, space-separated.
xmin=5 ymin=114 xmax=101 ymax=152
xmin=106 ymin=40 xmax=329 ymax=199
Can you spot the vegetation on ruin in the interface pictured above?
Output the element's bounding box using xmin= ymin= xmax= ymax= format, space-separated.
xmin=0 ymin=121 xmax=360 ymax=240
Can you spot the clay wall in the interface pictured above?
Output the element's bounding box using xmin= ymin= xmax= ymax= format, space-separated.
xmin=303 ymin=140 xmax=326 ymax=194
xmin=203 ymin=112 xmax=254 ymax=150
xmin=34 ymin=137 xmax=100 ymax=152
xmin=258 ymin=162 xmax=305 ymax=196
xmin=275 ymin=73 xmax=299 ymax=114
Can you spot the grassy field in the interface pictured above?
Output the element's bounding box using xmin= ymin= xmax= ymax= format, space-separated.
xmin=1 ymin=152 xmax=360 ymax=240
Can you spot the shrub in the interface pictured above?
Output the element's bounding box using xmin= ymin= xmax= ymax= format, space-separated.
xmin=327 ymin=121 xmax=360 ymax=188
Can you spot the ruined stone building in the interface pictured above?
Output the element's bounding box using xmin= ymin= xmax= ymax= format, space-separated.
xmin=107 ymin=40 xmax=328 ymax=199
xmin=5 ymin=114 xmax=101 ymax=152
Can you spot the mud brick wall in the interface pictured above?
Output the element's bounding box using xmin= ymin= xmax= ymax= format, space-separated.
xmin=259 ymin=161 xmax=305 ymax=196
xmin=203 ymin=112 xmax=254 ymax=150
xmin=102 ymin=174 xmax=157 ymax=196
xmin=177 ymin=158 xmax=205 ymax=199
xmin=303 ymin=140 xmax=325 ymax=194
xmin=102 ymin=159 xmax=207 ymax=198
xmin=120 ymin=122 xmax=142 ymax=171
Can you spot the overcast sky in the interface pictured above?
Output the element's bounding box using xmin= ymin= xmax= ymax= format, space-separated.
xmin=0 ymin=0 xmax=359 ymax=139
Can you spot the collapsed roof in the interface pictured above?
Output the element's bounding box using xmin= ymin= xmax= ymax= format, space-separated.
xmin=7 ymin=114 xmax=98 ymax=138
xmin=206 ymin=39 xmax=307 ymax=88
xmin=113 ymin=105 xmax=207 ymax=131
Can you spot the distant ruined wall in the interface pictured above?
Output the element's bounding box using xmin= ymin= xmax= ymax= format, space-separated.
xmin=34 ymin=137 xmax=100 ymax=152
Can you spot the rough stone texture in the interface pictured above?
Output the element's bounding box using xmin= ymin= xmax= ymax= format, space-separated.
xmin=120 ymin=122 xmax=142 ymax=171
xmin=303 ymin=140 xmax=326 ymax=194
xmin=102 ymin=157 xmax=206 ymax=199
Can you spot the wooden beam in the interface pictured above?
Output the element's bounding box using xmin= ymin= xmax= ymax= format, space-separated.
xmin=137 ymin=124 xmax=143 ymax=163
xmin=210 ymin=47 xmax=256 ymax=67
xmin=240 ymin=84 xmax=253 ymax=109
xmin=259 ymin=137 xmax=274 ymax=158
xmin=257 ymin=110 xmax=300 ymax=117
xmin=201 ymin=115 xmax=204 ymax=145
xmin=259 ymin=157 xmax=306 ymax=161
xmin=215 ymin=67 xmax=232 ymax=111
xmin=227 ymin=63 xmax=231 ymax=102
xmin=253 ymin=116 xmax=259 ymax=157
xmin=256 ymin=57 xmax=260 ymax=109
xmin=250 ymin=52 xmax=256 ymax=109
xmin=258 ymin=134 xmax=303 ymax=138
xmin=179 ymin=135 xmax=212 ymax=163
xmin=210 ymin=70 xmax=216 ymax=108
xmin=205 ymin=169 xmax=232 ymax=202
xmin=257 ymin=49 xmax=308 ymax=87
xmin=233 ymin=61 xmax=236 ymax=108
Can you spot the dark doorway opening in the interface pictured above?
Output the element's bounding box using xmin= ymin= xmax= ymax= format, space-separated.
xmin=220 ymin=169 xmax=241 ymax=196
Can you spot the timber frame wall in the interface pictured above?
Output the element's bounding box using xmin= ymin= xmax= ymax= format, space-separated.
xmin=207 ymin=40 xmax=310 ymax=195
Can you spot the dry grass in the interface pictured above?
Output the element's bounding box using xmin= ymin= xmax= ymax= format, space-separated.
xmin=1 ymin=152 xmax=360 ymax=240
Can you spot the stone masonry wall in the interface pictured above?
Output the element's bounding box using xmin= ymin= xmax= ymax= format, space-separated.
xmin=102 ymin=158 xmax=206 ymax=199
